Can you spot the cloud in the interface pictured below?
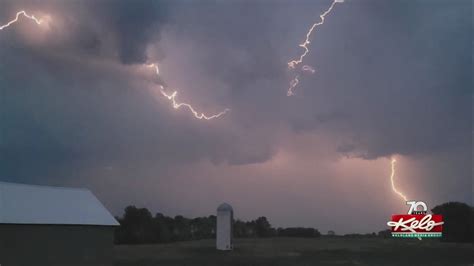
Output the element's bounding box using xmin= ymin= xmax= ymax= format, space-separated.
xmin=89 ymin=0 xmax=169 ymax=64
xmin=1 ymin=0 xmax=470 ymax=165
xmin=0 ymin=0 xmax=170 ymax=64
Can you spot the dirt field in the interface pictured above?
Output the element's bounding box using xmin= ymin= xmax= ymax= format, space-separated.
xmin=114 ymin=237 xmax=474 ymax=266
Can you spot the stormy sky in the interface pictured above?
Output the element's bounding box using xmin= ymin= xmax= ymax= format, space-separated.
xmin=0 ymin=0 xmax=471 ymax=233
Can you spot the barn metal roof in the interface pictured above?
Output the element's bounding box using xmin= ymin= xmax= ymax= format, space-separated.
xmin=0 ymin=182 xmax=119 ymax=226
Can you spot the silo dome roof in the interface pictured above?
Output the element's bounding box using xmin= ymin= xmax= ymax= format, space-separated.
xmin=217 ymin=203 xmax=233 ymax=212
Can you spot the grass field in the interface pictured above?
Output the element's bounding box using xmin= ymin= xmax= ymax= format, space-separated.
xmin=114 ymin=237 xmax=474 ymax=266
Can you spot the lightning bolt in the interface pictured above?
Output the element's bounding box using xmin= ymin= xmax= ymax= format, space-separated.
xmin=156 ymin=86 xmax=230 ymax=120
xmin=288 ymin=0 xmax=344 ymax=69
xmin=287 ymin=0 xmax=344 ymax=96
xmin=287 ymin=75 xmax=300 ymax=96
xmin=390 ymin=158 xmax=408 ymax=202
xmin=302 ymin=65 xmax=316 ymax=74
xmin=0 ymin=10 xmax=42 ymax=30
xmin=1 ymin=10 xmax=229 ymax=121
xmin=146 ymin=64 xmax=230 ymax=120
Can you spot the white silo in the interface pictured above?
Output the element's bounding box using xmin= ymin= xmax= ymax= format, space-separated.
xmin=216 ymin=203 xmax=233 ymax=250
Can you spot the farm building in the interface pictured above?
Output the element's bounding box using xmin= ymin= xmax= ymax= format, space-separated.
xmin=0 ymin=181 xmax=119 ymax=266
xmin=216 ymin=202 xmax=233 ymax=250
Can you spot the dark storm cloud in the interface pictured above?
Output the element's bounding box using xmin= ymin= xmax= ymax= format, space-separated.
xmin=286 ymin=0 xmax=472 ymax=159
xmin=0 ymin=0 xmax=169 ymax=63
xmin=0 ymin=1 xmax=294 ymax=175
xmin=164 ymin=2 xmax=285 ymax=93
xmin=89 ymin=0 xmax=169 ymax=64
xmin=1 ymin=0 xmax=471 ymax=167
xmin=1 ymin=0 xmax=470 ymax=168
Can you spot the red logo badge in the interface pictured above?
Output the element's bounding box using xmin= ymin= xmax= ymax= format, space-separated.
xmin=387 ymin=201 xmax=444 ymax=239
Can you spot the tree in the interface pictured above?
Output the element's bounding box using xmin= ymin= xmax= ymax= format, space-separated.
xmin=234 ymin=219 xmax=248 ymax=238
xmin=255 ymin=217 xmax=273 ymax=237
xmin=432 ymin=202 xmax=473 ymax=243
xmin=192 ymin=217 xmax=212 ymax=239
xmin=173 ymin=215 xmax=192 ymax=241
xmin=115 ymin=206 xmax=154 ymax=244
xmin=377 ymin=229 xmax=391 ymax=238
xmin=154 ymin=213 xmax=172 ymax=243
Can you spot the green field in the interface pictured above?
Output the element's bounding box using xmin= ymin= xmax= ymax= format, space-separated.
xmin=114 ymin=237 xmax=474 ymax=266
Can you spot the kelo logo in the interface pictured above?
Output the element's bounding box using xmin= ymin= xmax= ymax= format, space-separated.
xmin=387 ymin=201 xmax=444 ymax=239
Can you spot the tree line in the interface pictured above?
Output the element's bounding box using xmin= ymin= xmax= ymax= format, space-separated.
xmin=114 ymin=206 xmax=320 ymax=244
xmin=114 ymin=202 xmax=473 ymax=244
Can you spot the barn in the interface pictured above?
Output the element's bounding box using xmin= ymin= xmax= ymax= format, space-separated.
xmin=0 ymin=181 xmax=119 ymax=266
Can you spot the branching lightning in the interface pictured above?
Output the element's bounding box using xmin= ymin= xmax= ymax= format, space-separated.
xmin=288 ymin=0 xmax=343 ymax=69
xmin=287 ymin=0 xmax=344 ymax=96
xmin=1 ymin=10 xmax=229 ymax=121
xmin=302 ymin=65 xmax=316 ymax=74
xmin=157 ymin=85 xmax=230 ymax=120
xmin=146 ymin=63 xmax=160 ymax=75
xmin=146 ymin=64 xmax=230 ymax=120
xmin=0 ymin=10 xmax=42 ymax=30
xmin=287 ymin=75 xmax=300 ymax=96
xmin=390 ymin=158 xmax=408 ymax=202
